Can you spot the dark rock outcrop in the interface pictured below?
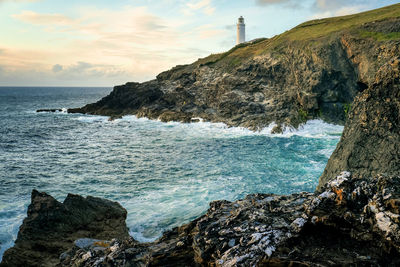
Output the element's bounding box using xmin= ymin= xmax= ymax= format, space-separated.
xmin=61 ymin=172 xmax=400 ymax=266
xmin=318 ymin=57 xmax=400 ymax=190
xmin=67 ymin=5 xmax=400 ymax=131
xmin=0 ymin=190 xmax=129 ymax=267
xmin=37 ymin=109 xmax=63 ymax=113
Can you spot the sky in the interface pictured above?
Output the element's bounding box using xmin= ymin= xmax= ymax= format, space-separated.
xmin=0 ymin=0 xmax=398 ymax=86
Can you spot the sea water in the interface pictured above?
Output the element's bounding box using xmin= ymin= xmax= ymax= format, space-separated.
xmin=0 ymin=87 xmax=343 ymax=260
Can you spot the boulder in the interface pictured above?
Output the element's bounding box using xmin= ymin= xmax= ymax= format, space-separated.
xmin=0 ymin=190 xmax=129 ymax=267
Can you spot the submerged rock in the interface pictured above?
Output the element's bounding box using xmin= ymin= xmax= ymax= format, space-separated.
xmin=36 ymin=109 xmax=63 ymax=113
xmin=0 ymin=190 xmax=129 ymax=267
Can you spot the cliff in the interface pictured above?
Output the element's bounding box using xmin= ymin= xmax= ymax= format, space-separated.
xmin=69 ymin=4 xmax=400 ymax=131
xmin=57 ymin=45 xmax=400 ymax=266
xmin=318 ymin=56 xmax=400 ymax=190
xmin=5 ymin=3 xmax=399 ymax=266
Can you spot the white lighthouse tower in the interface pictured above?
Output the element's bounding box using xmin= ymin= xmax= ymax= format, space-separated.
xmin=236 ymin=16 xmax=245 ymax=45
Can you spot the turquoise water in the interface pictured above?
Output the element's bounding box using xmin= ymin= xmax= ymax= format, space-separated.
xmin=0 ymin=87 xmax=342 ymax=260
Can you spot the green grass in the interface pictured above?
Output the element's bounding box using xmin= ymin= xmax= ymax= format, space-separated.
xmin=193 ymin=3 xmax=400 ymax=69
xmin=359 ymin=31 xmax=400 ymax=41
xmin=343 ymin=103 xmax=352 ymax=118
xmin=284 ymin=3 xmax=400 ymax=41
xmin=298 ymin=108 xmax=309 ymax=123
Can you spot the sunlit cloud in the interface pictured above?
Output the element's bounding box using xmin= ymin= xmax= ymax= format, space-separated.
xmin=12 ymin=10 xmax=74 ymax=25
xmin=184 ymin=0 xmax=215 ymax=16
xmin=310 ymin=0 xmax=368 ymax=19
xmin=4 ymin=5 xmax=225 ymax=85
xmin=255 ymin=0 xmax=302 ymax=9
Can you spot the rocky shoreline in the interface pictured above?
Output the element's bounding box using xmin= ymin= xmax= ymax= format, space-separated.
xmin=6 ymin=4 xmax=400 ymax=266
xmin=3 ymin=57 xmax=399 ymax=265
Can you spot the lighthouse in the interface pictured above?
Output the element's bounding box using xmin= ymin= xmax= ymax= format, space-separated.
xmin=236 ymin=16 xmax=245 ymax=45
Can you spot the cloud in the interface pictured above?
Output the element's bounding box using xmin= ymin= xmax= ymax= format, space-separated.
xmin=256 ymin=0 xmax=291 ymax=4
xmin=195 ymin=24 xmax=225 ymax=39
xmin=12 ymin=10 xmax=75 ymax=26
xmin=51 ymin=61 xmax=128 ymax=79
xmin=52 ymin=64 xmax=63 ymax=73
xmin=6 ymin=5 xmax=228 ymax=86
xmin=255 ymin=0 xmax=302 ymax=9
xmin=184 ymin=0 xmax=215 ymax=16
xmin=310 ymin=0 xmax=368 ymax=19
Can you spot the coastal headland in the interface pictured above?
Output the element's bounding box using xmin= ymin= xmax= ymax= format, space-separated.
xmin=4 ymin=3 xmax=400 ymax=266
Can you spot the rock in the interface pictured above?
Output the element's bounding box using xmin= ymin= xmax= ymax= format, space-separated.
xmin=62 ymin=10 xmax=400 ymax=264
xmin=36 ymin=109 xmax=63 ymax=113
xmin=63 ymin=174 xmax=400 ymax=266
xmin=66 ymin=7 xmax=400 ymax=130
xmin=0 ymin=190 xmax=129 ymax=267
xmin=74 ymin=238 xmax=109 ymax=250
xmin=318 ymin=56 xmax=400 ymax=190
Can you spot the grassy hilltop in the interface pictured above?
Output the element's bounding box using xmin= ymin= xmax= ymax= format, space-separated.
xmin=197 ymin=3 xmax=400 ymax=69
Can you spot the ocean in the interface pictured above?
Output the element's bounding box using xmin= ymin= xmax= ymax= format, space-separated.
xmin=0 ymin=86 xmax=343 ymax=260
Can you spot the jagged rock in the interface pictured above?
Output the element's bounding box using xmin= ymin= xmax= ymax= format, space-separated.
xmin=0 ymin=190 xmax=129 ymax=267
xmin=62 ymin=172 xmax=400 ymax=266
xmin=36 ymin=109 xmax=63 ymax=113
xmin=67 ymin=6 xmax=400 ymax=131
xmin=318 ymin=56 xmax=400 ymax=190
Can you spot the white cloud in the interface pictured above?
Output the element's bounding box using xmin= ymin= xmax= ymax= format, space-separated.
xmin=256 ymin=0 xmax=291 ymax=4
xmin=5 ymin=5 xmax=227 ymax=85
xmin=310 ymin=1 xmax=367 ymax=19
xmin=255 ymin=0 xmax=301 ymax=9
xmin=12 ymin=10 xmax=75 ymax=25
xmin=184 ymin=0 xmax=215 ymax=16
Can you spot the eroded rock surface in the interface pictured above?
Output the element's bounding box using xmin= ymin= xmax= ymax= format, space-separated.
xmin=61 ymin=172 xmax=400 ymax=266
xmin=0 ymin=190 xmax=129 ymax=267
xmin=319 ymin=56 xmax=400 ymax=190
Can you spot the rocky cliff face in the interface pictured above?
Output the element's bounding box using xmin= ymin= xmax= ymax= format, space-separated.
xmin=68 ymin=7 xmax=400 ymax=132
xmin=318 ymin=56 xmax=400 ymax=190
xmin=4 ymin=55 xmax=400 ymax=265
xmin=60 ymin=56 xmax=400 ymax=265
xmin=0 ymin=190 xmax=129 ymax=267
xmin=53 ymin=172 xmax=400 ymax=266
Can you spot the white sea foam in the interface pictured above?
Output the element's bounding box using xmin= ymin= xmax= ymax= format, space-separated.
xmin=276 ymin=120 xmax=344 ymax=139
xmin=75 ymin=115 xmax=109 ymax=123
xmin=73 ymin=114 xmax=343 ymax=139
